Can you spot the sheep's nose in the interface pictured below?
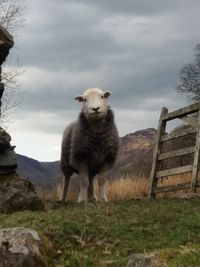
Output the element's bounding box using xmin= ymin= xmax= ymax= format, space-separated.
xmin=92 ymin=107 xmax=100 ymax=112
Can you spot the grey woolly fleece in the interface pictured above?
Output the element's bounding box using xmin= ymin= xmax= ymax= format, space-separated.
xmin=61 ymin=108 xmax=119 ymax=177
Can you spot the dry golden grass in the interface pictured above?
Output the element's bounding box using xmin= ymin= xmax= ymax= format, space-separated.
xmin=107 ymin=176 xmax=149 ymax=200
xmin=37 ymin=176 xmax=149 ymax=202
xmin=158 ymin=173 xmax=192 ymax=187
xmin=37 ymin=180 xmax=79 ymax=202
xmin=36 ymin=172 xmax=200 ymax=202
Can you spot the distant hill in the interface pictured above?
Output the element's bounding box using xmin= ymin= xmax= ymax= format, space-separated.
xmin=17 ymin=128 xmax=156 ymax=189
xmin=108 ymin=128 xmax=156 ymax=178
xmin=17 ymin=155 xmax=61 ymax=189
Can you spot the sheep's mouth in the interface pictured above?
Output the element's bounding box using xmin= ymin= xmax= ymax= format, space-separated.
xmin=88 ymin=112 xmax=104 ymax=120
xmin=91 ymin=111 xmax=102 ymax=116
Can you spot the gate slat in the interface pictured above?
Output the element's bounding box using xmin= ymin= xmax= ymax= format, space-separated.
xmin=153 ymin=181 xmax=200 ymax=194
xmin=161 ymin=128 xmax=197 ymax=142
xmin=158 ymin=146 xmax=195 ymax=160
xmin=156 ymin=165 xmax=193 ymax=178
xmin=162 ymin=102 xmax=200 ymax=121
xmin=153 ymin=183 xmax=191 ymax=193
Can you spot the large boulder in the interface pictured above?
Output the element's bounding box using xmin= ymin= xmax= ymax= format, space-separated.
xmin=0 ymin=173 xmax=44 ymax=213
xmin=0 ymin=227 xmax=52 ymax=267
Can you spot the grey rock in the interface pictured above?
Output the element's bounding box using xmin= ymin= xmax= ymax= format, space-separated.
xmin=127 ymin=253 xmax=155 ymax=267
xmin=0 ymin=127 xmax=17 ymax=174
xmin=0 ymin=173 xmax=44 ymax=213
xmin=0 ymin=127 xmax=11 ymax=151
xmin=0 ymin=227 xmax=50 ymax=267
xmin=0 ymin=148 xmax=17 ymax=173
xmin=0 ymin=25 xmax=14 ymax=66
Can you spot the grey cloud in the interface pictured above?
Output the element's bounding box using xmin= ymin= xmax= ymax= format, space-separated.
xmin=19 ymin=36 xmax=195 ymax=113
xmin=17 ymin=0 xmax=200 ymax=72
xmin=68 ymin=0 xmax=190 ymax=16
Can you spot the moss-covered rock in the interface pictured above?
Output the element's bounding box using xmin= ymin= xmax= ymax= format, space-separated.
xmin=0 ymin=173 xmax=44 ymax=213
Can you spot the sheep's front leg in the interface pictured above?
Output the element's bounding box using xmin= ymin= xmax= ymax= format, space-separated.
xmin=98 ymin=176 xmax=108 ymax=202
xmin=78 ymin=168 xmax=89 ymax=203
xmin=61 ymin=167 xmax=73 ymax=202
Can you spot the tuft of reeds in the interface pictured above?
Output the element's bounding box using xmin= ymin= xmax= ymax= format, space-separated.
xmin=107 ymin=176 xmax=149 ymax=200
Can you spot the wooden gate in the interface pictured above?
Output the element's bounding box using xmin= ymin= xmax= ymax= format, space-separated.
xmin=149 ymin=102 xmax=200 ymax=198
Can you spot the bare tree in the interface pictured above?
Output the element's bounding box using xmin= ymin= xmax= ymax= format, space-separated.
xmin=0 ymin=0 xmax=25 ymax=122
xmin=0 ymin=0 xmax=24 ymax=34
xmin=176 ymin=44 xmax=200 ymax=102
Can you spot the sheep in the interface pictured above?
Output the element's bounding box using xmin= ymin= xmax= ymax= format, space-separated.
xmin=60 ymin=87 xmax=119 ymax=202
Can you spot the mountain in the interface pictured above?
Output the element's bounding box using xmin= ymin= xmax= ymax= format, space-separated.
xmin=17 ymin=155 xmax=61 ymax=189
xmin=17 ymin=128 xmax=156 ymax=188
xmin=108 ymin=128 xmax=156 ymax=178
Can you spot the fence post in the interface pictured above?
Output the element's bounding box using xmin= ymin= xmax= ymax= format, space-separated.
xmin=149 ymin=107 xmax=168 ymax=198
xmin=191 ymin=109 xmax=200 ymax=192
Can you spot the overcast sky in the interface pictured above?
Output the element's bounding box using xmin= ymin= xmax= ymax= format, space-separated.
xmin=4 ymin=0 xmax=200 ymax=161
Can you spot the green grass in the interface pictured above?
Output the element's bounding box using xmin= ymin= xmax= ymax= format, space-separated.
xmin=1 ymin=198 xmax=200 ymax=266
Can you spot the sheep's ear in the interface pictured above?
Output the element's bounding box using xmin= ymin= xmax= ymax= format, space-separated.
xmin=74 ymin=95 xmax=84 ymax=102
xmin=104 ymin=91 xmax=111 ymax=99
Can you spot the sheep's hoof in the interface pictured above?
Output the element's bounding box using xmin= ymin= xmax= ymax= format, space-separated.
xmin=78 ymin=191 xmax=88 ymax=203
xmin=77 ymin=195 xmax=88 ymax=203
xmin=98 ymin=197 xmax=108 ymax=203
xmin=57 ymin=200 xmax=68 ymax=205
xmin=88 ymin=193 xmax=97 ymax=202
xmin=88 ymin=197 xmax=97 ymax=203
xmin=77 ymin=199 xmax=87 ymax=203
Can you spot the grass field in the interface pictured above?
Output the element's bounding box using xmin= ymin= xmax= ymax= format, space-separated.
xmin=1 ymin=197 xmax=200 ymax=266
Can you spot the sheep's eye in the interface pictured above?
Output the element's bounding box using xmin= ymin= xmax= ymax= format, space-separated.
xmin=101 ymin=95 xmax=104 ymax=99
xmin=84 ymin=98 xmax=87 ymax=102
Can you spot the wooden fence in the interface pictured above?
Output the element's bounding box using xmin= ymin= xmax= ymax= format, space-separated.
xmin=149 ymin=102 xmax=200 ymax=198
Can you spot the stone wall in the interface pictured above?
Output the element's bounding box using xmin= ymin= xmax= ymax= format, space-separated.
xmin=0 ymin=25 xmax=17 ymax=175
xmin=0 ymin=25 xmax=44 ymax=213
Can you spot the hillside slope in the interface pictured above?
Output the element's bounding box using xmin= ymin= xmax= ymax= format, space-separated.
xmin=17 ymin=154 xmax=60 ymax=189
xmin=109 ymin=128 xmax=156 ymax=178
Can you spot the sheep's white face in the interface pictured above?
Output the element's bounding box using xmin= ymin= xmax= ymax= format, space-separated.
xmin=75 ymin=88 xmax=111 ymax=121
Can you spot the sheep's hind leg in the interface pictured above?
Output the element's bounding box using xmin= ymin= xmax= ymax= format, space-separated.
xmin=88 ymin=176 xmax=97 ymax=201
xmin=78 ymin=169 xmax=89 ymax=203
xmin=98 ymin=176 xmax=108 ymax=202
